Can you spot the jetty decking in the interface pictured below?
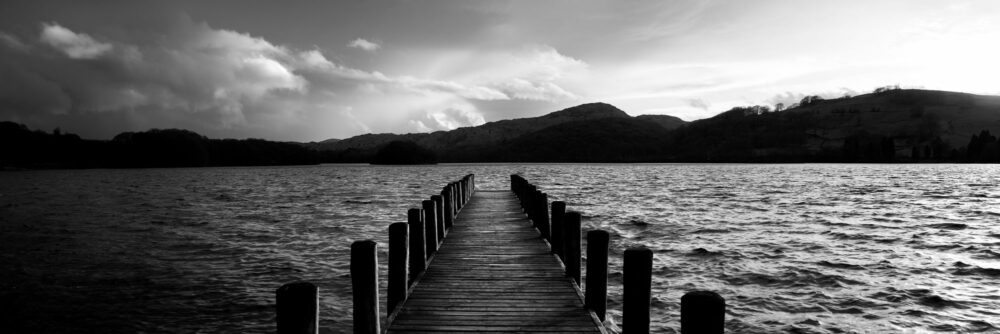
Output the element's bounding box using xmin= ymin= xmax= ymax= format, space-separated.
xmin=388 ymin=190 xmax=604 ymax=333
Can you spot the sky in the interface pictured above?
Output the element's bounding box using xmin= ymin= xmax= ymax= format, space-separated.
xmin=1 ymin=0 xmax=998 ymax=142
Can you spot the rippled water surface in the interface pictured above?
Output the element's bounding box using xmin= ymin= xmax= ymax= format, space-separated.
xmin=1 ymin=164 xmax=999 ymax=333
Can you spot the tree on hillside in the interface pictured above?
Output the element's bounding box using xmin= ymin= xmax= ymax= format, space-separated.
xmin=800 ymin=95 xmax=824 ymax=106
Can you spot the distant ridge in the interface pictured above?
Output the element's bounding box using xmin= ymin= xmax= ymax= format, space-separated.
xmin=8 ymin=88 xmax=1000 ymax=168
xmin=317 ymin=89 xmax=1000 ymax=163
xmin=307 ymin=102 xmax=685 ymax=161
xmin=664 ymin=89 xmax=1000 ymax=162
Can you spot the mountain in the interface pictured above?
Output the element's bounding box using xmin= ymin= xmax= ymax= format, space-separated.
xmin=9 ymin=88 xmax=999 ymax=168
xmin=324 ymin=102 xmax=685 ymax=161
xmin=323 ymin=89 xmax=1000 ymax=163
xmin=663 ymin=89 xmax=1000 ymax=162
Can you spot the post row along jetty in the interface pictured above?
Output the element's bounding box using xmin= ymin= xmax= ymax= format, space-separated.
xmin=275 ymin=174 xmax=726 ymax=333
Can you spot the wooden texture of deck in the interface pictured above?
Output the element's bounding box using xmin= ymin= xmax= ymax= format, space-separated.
xmin=388 ymin=190 xmax=605 ymax=333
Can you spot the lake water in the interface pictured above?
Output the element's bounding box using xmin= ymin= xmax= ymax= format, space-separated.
xmin=1 ymin=164 xmax=999 ymax=333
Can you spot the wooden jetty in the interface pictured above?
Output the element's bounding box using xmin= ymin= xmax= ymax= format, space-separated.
xmin=275 ymin=174 xmax=726 ymax=334
xmin=388 ymin=189 xmax=603 ymax=333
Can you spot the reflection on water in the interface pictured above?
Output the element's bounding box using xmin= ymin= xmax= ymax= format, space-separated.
xmin=1 ymin=164 xmax=999 ymax=333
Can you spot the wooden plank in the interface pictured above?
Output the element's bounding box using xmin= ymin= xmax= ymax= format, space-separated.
xmin=386 ymin=190 xmax=605 ymax=334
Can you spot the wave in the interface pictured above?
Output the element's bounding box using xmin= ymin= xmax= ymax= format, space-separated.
xmin=720 ymin=268 xmax=864 ymax=288
xmin=817 ymin=260 xmax=865 ymax=270
xmin=925 ymin=223 xmax=968 ymax=230
xmin=952 ymin=266 xmax=1000 ymax=277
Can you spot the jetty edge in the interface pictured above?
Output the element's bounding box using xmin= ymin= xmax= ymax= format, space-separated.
xmin=274 ymin=173 xmax=727 ymax=333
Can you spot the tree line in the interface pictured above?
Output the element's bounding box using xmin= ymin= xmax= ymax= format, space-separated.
xmin=0 ymin=122 xmax=325 ymax=169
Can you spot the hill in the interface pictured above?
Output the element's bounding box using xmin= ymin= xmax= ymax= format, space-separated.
xmin=323 ymin=89 xmax=1000 ymax=163
xmin=7 ymin=88 xmax=1000 ymax=167
xmin=0 ymin=123 xmax=323 ymax=168
xmin=662 ymin=89 xmax=1000 ymax=162
xmin=325 ymin=102 xmax=685 ymax=162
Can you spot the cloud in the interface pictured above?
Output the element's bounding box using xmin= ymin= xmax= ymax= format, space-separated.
xmin=686 ymin=98 xmax=709 ymax=110
xmin=410 ymin=105 xmax=486 ymax=132
xmin=1 ymin=16 xmax=547 ymax=140
xmin=39 ymin=23 xmax=112 ymax=59
xmin=431 ymin=46 xmax=585 ymax=103
xmin=0 ymin=32 xmax=29 ymax=52
xmin=347 ymin=38 xmax=380 ymax=51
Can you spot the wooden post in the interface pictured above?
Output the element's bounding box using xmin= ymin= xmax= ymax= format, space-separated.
xmin=387 ymin=223 xmax=408 ymax=316
xmin=276 ymin=281 xmax=318 ymax=334
xmin=407 ymin=209 xmax=425 ymax=284
xmin=421 ymin=200 xmax=438 ymax=256
xmin=456 ymin=181 xmax=464 ymax=209
xmin=450 ymin=182 xmax=457 ymax=214
xmin=564 ymin=211 xmax=582 ymax=285
xmin=525 ymin=189 xmax=536 ymax=220
xmin=537 ymin=192 xmax=550 ymax=240
xmin=464 ymin=176 xmax=470 ymax=202
xmin=681 ymin=291 xmax=726 ymax=334
xmin=431 ymin=195 xmax=445 ymax=242
xmin=351 ymin=240 xmax=380 ymax=334
xmin=585 ymin=230 xmax=609 ymax=321
xmin=441 ymin=188 xmax=453 ymax=230
xmin=551 ymin=201 xmax=566 ymax=259
xmin=623 ymin=247 xmax=653 ymax=334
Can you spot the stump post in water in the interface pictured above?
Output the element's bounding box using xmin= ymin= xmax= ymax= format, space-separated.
xmin=387 ymin=223 xmax=408 ymax=315
xmin=421 ymin=200 xmax=438 ymax=256
xmin=681 ymin=291 xmax=726 ymax=334
xmin=407 ymin=209 xmax=426 ymax=284
xmin=585 ymin=230 xmax=610 ymax=321
xmin=564 ymin=211 xmax=582 ymax=285
xmin=623 ymin=246 xmax=653 ymax=334
xmin=431 ymin=195 xmax=445 ymax=242
xmin=351 ymin=240 xmax=380 ymax=334
xmin=276 ymin=281 xmax=318 ymax=334
xmin=550 ymin=201 xmax=566 ymax=259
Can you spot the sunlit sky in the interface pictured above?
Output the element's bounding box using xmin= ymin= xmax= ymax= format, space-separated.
xmin=1 ymin=0 xmax=998 ymax=141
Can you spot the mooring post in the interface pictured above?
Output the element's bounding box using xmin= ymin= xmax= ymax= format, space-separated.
xmin=446 ymin=182 xmax=458 ymax=214
xmin=351 ymin=240 xmax=380 ymax=334
xmin=681 ymin=291 xmax=726 ymax=334
xmin=527 ymin=189 xmax=538 ymax=222
xmin=463 ymin=175 xmax=470 ymax=202
xmin=466 ymin=175 xmax=472 ymax=200
xmin=451 ymin=182 xmax=459 ymax=214
xmin=551 ymin=201 xmax=566 ymax=259
xmin=585 ymin=230 xmax=610 ymax=321
xmin=431 ymin=195 xmax=445 ymax=243
xmin=407 ymin=209 xmax=425 ymax=283
xmin=623 ymin=246 xmax=653 ymax=334
xmin=537 ymin=192 xmax=550 ymax=240
xmin=455 ymin=181 xmax=461 ymax=208
xmin=421 ymin=200 xmax=438 ymax=256
xmin=565 ymin=211 xmax=582 ymax=285
xmin=387 ymin=223 xmax=408 ymax=316
xmin=441 ymin=188 xmax=454 ymax=231
xmin=276 ymin=281 xmax=318 ymax=334
xmin=457 ymin=181 xmax=464 ymax=209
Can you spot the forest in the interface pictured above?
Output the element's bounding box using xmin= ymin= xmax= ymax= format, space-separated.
xmin=0 ymin=122 xmax=324 ymax=169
